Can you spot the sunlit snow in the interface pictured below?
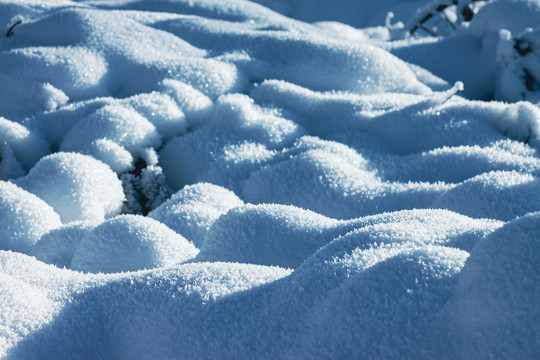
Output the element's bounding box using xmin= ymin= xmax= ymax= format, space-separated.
xmin=1 ymin=0 xmax=540 ymax=358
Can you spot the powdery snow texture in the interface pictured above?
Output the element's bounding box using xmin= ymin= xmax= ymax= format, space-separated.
xmin=0 ymin=0 xmax=539 ymax=359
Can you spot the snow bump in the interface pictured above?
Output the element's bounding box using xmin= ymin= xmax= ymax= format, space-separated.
xmin=15 ymin=152 xmax=125 ymax=223
xmin=70 ymin=215 xmax=199 ymax=274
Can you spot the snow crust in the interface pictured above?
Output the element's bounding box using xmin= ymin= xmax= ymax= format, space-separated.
xmin=1 ymin=0 xmax=540 ymax=358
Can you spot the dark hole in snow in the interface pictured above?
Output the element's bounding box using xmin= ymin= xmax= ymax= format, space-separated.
xmin=461 ymin=6 xmax=474 ymax=21
xmin=133 ymin=158 xmax=147 ymax=177
xmin=514 ymin=40 xmax=532 ymax=57
xmin=524 ymin=70 xmax=536 ymax=92
xmin=139 ymin=194 xmax=150 ymax=216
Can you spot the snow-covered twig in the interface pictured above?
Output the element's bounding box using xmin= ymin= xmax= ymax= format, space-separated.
xmin=440 ymin=81 xmax=464 ymax=104
xmin=404 ymin=0 xmax=485 ymax=38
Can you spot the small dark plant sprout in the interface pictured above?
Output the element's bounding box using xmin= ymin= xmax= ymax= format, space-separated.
xmin=120 ymin=156 xmax=171 ymax=216
xmin=6 ymin=19 xmax=21 ymax=37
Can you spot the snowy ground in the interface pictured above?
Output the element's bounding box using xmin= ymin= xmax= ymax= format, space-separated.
xmin=1 ymin=0 xmax=540 ymax=358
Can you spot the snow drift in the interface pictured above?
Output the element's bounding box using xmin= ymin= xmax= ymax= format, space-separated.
xmin=1 ymin=0 xmax=539 ymax=359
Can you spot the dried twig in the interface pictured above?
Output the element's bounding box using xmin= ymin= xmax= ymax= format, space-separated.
xmin=6 ymin=19 xmax=21 ymax=37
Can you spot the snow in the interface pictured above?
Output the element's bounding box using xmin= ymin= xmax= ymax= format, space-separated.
xmin=291 ymin=244 xmax=469 ymax=359
xmin=1 ymin=0 xmax=540 ymax=358
xmin=76 ymin=138 xmax=134 ymax=173
xmin=148 ymin=183 xmax=244 ymax=248
xmin=159 ymin=79 xmax=215 ymax=128
xmin=197 ymin=203 xmax=341 ymax=267
xmin=123 ymin=91 xmax=188 ymax=142
xmin=247 ymin=0 xmax=428 ymax=28
xmin=29 ymin=221 xmax=98 ymax=269
xmin=0 ymin=181 xmax=61 ymax=253
xmin=468 ymin=0 xmax=540 ymax=38
xmin=0 ymin=117 xmax=49 ymax=173
xmin=433 ymin=170 xmax=540 ymax=220
xmin=70 ymin=215 xmax=199 ymax=273
xmin=60 ymin=103 xmax=161 ymax=156
xmin=14 ymin=152 xmax=125 ymax=223
xmin=198 ymin=206 xmax=500 ymax=267
xmin=438 ymin=211 xmax=540 ymax=359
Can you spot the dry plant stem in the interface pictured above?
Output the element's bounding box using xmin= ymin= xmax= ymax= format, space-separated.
xmin=6 ymin=20 xmax=21 ymax=37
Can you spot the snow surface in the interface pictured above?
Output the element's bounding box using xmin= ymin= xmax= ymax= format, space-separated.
xmin=1 ymin=0 xmax=540 ymax=358
xmin=14 ymin=152 xmax=125 ymax=223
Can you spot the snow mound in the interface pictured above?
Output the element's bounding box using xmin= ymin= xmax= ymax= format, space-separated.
xmin=0 ymin=271 xmax=61 ymax=359
xmin=243 ymin=37 xmax=431 ymax=95
xmin=70 ymin=215 xmax=199 ymax=274
xmin=198 ymin=204 xmax=341 ymax=268
xmin=60 ymin=103 xmax=161 ymax=157
xmin=159 ymin=94 xmax=303 ymax=192
xmin=434 ymin=170 xmax=540 ymax=221
xmin=123 ymin=92 xmax=188 ymax=142
xmin=1 ymin=0 xmax=540 ymax=357
xmin=76 ymin=138 xmax=134 ymax=174
xmin=242 ymin=137 xmax=448 ymax=219
xmin=158 ymin=13 xmax=431 ymax=95
xmin=250 ymin=80 xmax=508 ymax=154
xmin=160 ymin=79 xmax=214 ymax=129
xmin=293 ymin=244 xmax=468 ymax=359
xmin=439 ymin=212 xmax=540 ymax=359
xmin=213 ymin=94 xmax=305 ymax=148
xmin=0 ymin=46 xmax=108 ymax=119
xmin=469 ymin=0 xmax=540 ymax=38
xmin=11 ymin=7 xmax=244 ymax=98
xmin=0 ymin=117 xmax=50 ymax=173
xmin=200 ymin=205 xmax=501 ymax=268
xmin=148 ymin=183 xmax=244 ymax=248
xmin=339 ymin=209 xmax=503 ymax=251
xmin=0 ymin=250 xmax=291 ymax=359
xmin=380 ymin=140 xmax=540 ymax=184
xmin=0 ymin=252 xmax=84 ymax=359
xmin=0 ymin=181 xmax=61 ymax=253
xmin=237 ymin=210 xmax=482 ymax=358
xmin=29 ymin=221 xmax=97 ymax=269
xmin=15 ymin=152 xmax=124 ymax=223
